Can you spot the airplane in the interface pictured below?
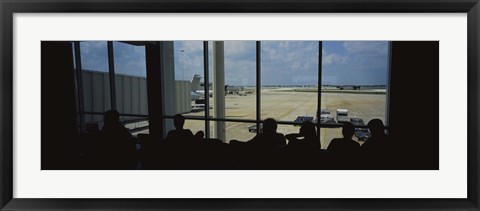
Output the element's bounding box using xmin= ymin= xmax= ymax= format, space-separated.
xmin=190 ymin=74 xmax=213 ymax=101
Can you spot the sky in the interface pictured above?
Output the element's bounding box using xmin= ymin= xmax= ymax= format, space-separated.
xmin=79 ymin=41 xmax=389 ymax=86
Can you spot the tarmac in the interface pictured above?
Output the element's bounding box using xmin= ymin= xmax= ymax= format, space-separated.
xmin=175 ymin=88 xmax=386 ymax=149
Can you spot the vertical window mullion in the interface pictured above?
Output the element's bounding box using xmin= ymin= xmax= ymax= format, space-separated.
xmin=256 ymin=41 xmax=261 ymax=134
xmin=203 ymin=41 xmax=210 ymax=139
xmin=107 ymin=41 xmax=117 ymax=110
xmin=317 ymin=41 xmax=323 ymax=145
xmin=74 ymin=41 xmax=85 ymax=132
xmin=386 ymin=41 xmax=392 ymax=128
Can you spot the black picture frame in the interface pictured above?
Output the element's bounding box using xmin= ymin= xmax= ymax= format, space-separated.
xmin=1 ymin=0 xmax=479 ymax=210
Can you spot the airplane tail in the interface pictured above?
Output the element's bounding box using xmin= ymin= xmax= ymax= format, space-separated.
xmin=191 ymin=74 xmax=202 ymax=92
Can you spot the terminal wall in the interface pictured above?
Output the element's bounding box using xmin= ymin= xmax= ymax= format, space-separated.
xmin=82 ymin=71 xmax=149 ymax=123
xmin=82 ymin=71 xmax=191 ymax=123
xmin=174 ymin=81 xmax=191 ymax=114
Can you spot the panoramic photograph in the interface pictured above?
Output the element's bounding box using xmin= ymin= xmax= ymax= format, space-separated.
xmin=41 ymin=40 xmax=439 ymax=170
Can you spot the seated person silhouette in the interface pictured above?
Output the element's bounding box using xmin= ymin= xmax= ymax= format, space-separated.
xmin=194 ymin=130 xmax=205 ymax=141
xmin=100 ymin=109 xmax=136 ymax=169
xmin=361 ymin=118 xmax=390 ymax=154
xmin=286 ymin=121 xmax=320 ymax=151
xmin=327 ymin=122 xmax=360 ymax=155
xmin=247 ymin=118 xmax=286 ymax=149
xmin=165 ymin=114 xmax=194 ymax=143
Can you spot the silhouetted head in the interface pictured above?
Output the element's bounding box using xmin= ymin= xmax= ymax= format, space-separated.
xmin=262 ymin=118 xmax=277 ymax=134
xmin=368 ymin=119 xmax=385 ymax=137
xmin=104 ymin=110 xmax=120 ymax=126
xmin=194 ymin=130 xmax=205 ymax=139
xmin=173 ymin=114 xmax=185 ymax=129
xmin=342 ymin=122 xmax=355 ymax=138
xmin=300 ymin=121 xmax=316 ymax=138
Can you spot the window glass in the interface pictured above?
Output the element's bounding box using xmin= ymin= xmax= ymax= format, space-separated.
xmin=183 ymin=119 xmax=207 ymax=136
xmin=209 ymin=121 xmax=257 ymax=143
xmin=163 ymin=41 xmax=206 ymax=118
xmin=261 ymin=41 xmax=319 ymax=122
xmin=205 ymin=41 xmax=257 ymax=140
xmin=207 ymin=41 xmax=257 ymax=122
xmin=80 ymin=41 xmax=110 ymax=123
xmin=122 ymin=116 xmax=149 ymax=136
xmin=223 ymin=41 xmax=256 ymax=120
xmin=163 ymin=119 xmax=206 ymax=140
xmin=321 ymin=41 xmax=389 ymax=148
xmin=113 ymin=42 xmax=148 ymax=116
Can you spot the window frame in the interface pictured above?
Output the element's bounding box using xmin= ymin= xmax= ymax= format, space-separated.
xmin=73 ymin=41 xmax=150 ymax=133
xmin=169 ymin=40 xmax=390 ymax=141
xmin=73 ymin=40 xmax=391 ymax=138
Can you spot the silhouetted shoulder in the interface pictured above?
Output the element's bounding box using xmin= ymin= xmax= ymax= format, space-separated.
xmin=166 ymin=129 xmax=194 ymax=143
xmin=327 ymin=138 xmax=343 ymax=151
xmin=185 ymin=129 xmax=194 ymax=136
xmin=362 ymin=135 xmax=390 ymax=151
xmin=328 ymin=138 xmax=360 ymax=153
xmin=274 ymin=133 xmax=286 ymax=146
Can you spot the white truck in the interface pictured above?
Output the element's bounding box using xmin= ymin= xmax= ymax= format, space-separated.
xmin=336 ymin=109 xmax=349 ymax=123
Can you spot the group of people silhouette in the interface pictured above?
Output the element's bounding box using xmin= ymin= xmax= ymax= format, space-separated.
xmin=83 ymin=110 xmax=394 ymax=170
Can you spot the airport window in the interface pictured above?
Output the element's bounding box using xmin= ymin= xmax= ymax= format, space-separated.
xmin=43 ymin=40 xmax=442 ymax=170
xmin=209 ymin=121 xmax=257 ymax=143
xmin=160 ymin=41 xmax=390 ymax=148
xmin=78 ymin=41 xmax=111 ymax=125
xmin=112 ymin=41 xmax=149 ymax=133
xmin=260 ymin=41 xmax=320 ymax=139
xmin=163 ymin=41 xmax=206 ymax=117
xmin=157 ymin=41 xmax=209 ymax=137
xmin=177 ymin=119 xmax=206 ymax=136
xmin=74 ymin=41 xmax=150 ymax=135
xmin=221 ymin=41 xmax=256 ymax=120
xmin=73 ymin=41 xmax=390 ymax=146
xmin=206 ymin=41 xmax=257 ymax=141
xmin=320 ymin=41 xmax=390 ymax=148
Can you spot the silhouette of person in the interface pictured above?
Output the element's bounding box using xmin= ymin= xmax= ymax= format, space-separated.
xmin=361 ymin=119 xmax=390 ymax=154
xmin=194 ymin=130 xmax=205 ymax=142
xmin=100 ymin=109 xmax=136 ymax=169
xmin=327 ymin=122 xmax=360 ymax=155
xmin=248 ymin=118 xmax=286 ymax=149
xmin=102 ymin=110 xmax=131 ymax=136
xmin=359 ymin=119 xmax=393 ymax=168
xmin=286 ymin=121 xmax=320 ymax=150
xmin=165 ymin=114 xmax=194 ymax=143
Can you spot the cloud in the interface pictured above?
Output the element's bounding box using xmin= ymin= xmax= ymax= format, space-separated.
xmin=262 ymin=45 xmax=278 ymax=60
xmin=225 ymin=59 xmax=255 ymax=86
xmin=322 ymin=41 xmax=389 ymax=85
xmin=77 ymin=40 xmax=389 ymax=86
xmin=323 ymin=53 xmax=349 ymax=65
xmin=176 ymin=41 xmax=203 ymax=53
xmin=78 ymin=41 xmax=147 ymax=77
xmin=80 ymin=41 xmax=108 ymax=72
xmin=224 ymin=41 xmax=256 ymax=86
xmin=174 ymin=41 xmax=205 ymax=80
xmin=343 ymin=41 xmax=388 ymax=55
xmin=260 ymin=41 xmax=319 ymax=85
xmin=173 ymin=41 xmax=257 ymax=82
xmin=225 ymin=41 xmax=255 ymax=58
xmin=111 ymin=42 xmax=147 ymax=77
